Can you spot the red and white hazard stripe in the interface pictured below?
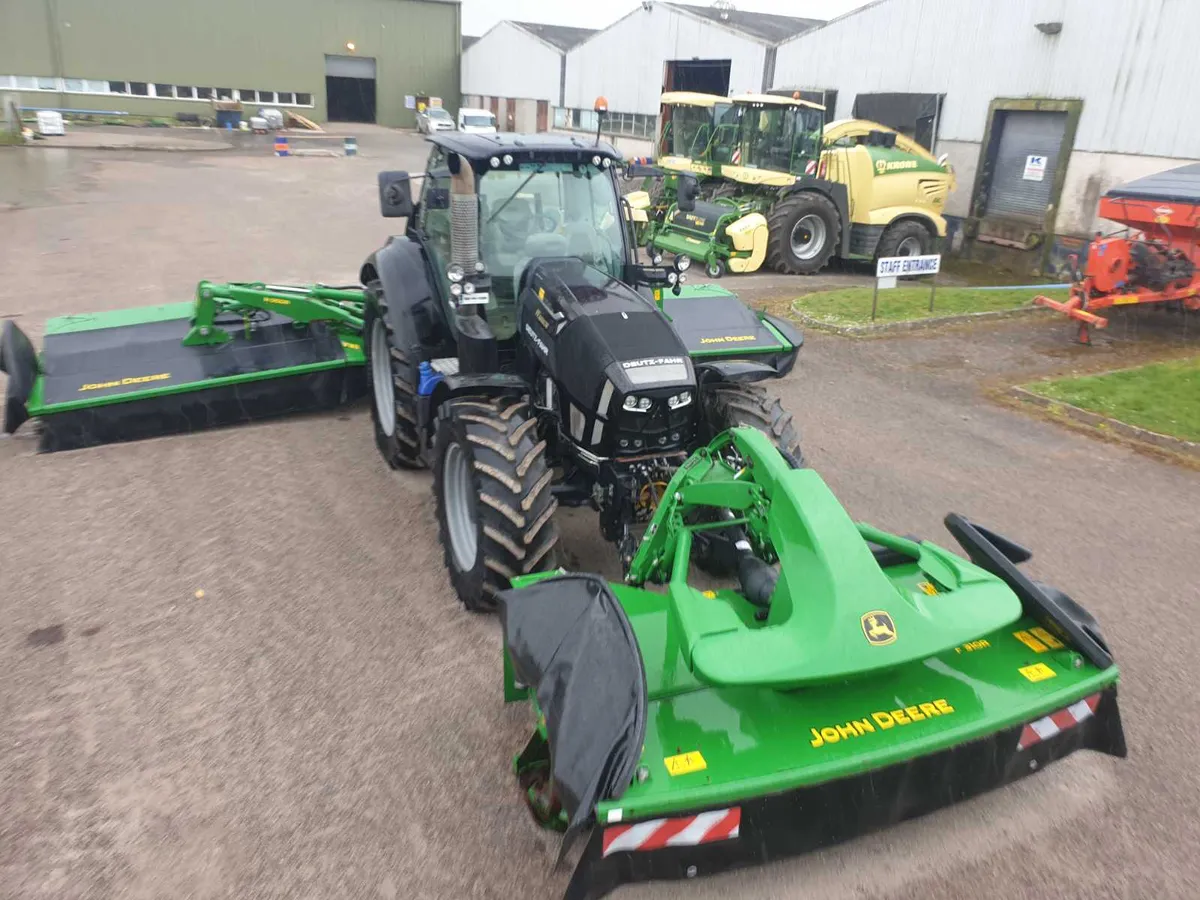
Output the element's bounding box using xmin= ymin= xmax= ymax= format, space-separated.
xmin=1017 ymin=693 xmax=1100 ymax=751
xmin=731 ymin=147 xmax=741 ymax=164
xmin=602 ymin=808 xmax=741 ymax=857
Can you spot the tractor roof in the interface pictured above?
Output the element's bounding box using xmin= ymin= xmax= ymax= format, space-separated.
xmin=660 ymin=91 xmax=729 ymax=108
xmin=428 ymin=132 xmax=622 ymax=164
xmin=732 ymin=92 xmax=825 ymax=111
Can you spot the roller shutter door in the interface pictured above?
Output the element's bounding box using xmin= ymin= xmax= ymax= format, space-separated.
xmin=985 ymin=110 xmax=1067 ymax=220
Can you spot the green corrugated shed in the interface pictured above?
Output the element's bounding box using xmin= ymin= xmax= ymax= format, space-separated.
xmin=0 ymin=0 xmax=460 ymax=127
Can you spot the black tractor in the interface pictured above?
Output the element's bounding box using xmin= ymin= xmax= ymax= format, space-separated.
xmin=360 ymin=133 xmax=804 ymax=610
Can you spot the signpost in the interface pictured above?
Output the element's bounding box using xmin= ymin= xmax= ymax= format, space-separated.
xmin=871 ymin=253 xmax=942 ymax=320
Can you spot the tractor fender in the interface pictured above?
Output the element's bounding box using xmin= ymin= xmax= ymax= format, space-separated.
xmin=781 ymin=178 xmax=852 ymax=257
xmin=422 ymin=373 xmax=529 ymax=428
xmin=1 ymin=320 xmax=37 ymax=435
xmin=695 ymin=360 xmax=777 ymax=384
xmin=359 ymin=236 xmax=440 ymax=354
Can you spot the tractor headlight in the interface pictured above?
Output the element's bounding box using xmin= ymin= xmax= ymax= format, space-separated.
xmin=667 ymin=271 xmax=678 ymax=285
xmin=602 ymin=157 xmax=611 ymax=168
xmin=503 ymin=154 xmax=514 ymax=166
xmin=638 ymin=397 xmax=652 ymax=411
xmin=474 ymin=260 xmax=486 ymax=273
xmin=490 ymin=157 xmax=500 ymax=168
xmin=623 ymin=395 xmax=653 ymax=413
xmin=652 ymin=252 xmax=664 ymax=266
xmin=668 ymin=391 xmax=692 ymax=409
xmin=462 ymin=281 xmax=475 ymax=295
xmin=592 ymin=155 xmax=601 ymax=166
xmin=674 ymin=254 xmax=691 ymax=273
xmin=449 ymin=283 xmax=462 ymax=297
xmin=447 ymin=263 xmax=465 ymax=283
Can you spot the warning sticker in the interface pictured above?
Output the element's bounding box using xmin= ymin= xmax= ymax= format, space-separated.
xmin=1013 ymin=630 xmax=1048 ymax=653
xmin=1030 ymin=626 xmax=1064 ymax=649
xmin=664 ymin=751 xmax=707 ymax=776
xmin=1019 ymin=663 xmax=1057 ymax=683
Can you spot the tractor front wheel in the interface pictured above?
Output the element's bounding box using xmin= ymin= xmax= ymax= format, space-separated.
xmin=365 ymin=281 xmax=423 ymax=470
xmin=701 ymin=381 xmax=802 ymax=464
xmin=433 ymin=396 xmax=560 ymax=612
xmin=766 ymin=192 xmax=841 ymax=275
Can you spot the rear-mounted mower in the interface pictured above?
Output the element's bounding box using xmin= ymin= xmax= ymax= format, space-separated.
xmin=500 ymin=427 xmax=1126 ymax=900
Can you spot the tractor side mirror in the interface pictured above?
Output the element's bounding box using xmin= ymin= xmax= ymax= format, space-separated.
xmin=677 ymin=175 xmax=699 ymax=213
xmin=378 ymin=171 xmax=414 ymax=218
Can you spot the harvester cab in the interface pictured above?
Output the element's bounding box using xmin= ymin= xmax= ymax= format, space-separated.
xmin=655 ymin=92 xmax=737 ymax=174
xmin=361 ymin=132 xmax=805 ymax=609
xmin=499 ymin=426 xmax=1127 ymax=900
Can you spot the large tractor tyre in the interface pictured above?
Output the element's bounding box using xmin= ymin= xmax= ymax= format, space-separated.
xmin=365 ymin=281 xmax=424 ymax=470
xmin=766 ymin=192 xmax=841 ymax=275
xmin=692 ymin=383 xmax=803 ymax=576
xmin=876 ymin=220 xmax=933 ymax=260
xmin=433 ymin=396 xmax=561 ymax=612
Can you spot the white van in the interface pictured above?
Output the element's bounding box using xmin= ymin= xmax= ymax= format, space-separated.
xmin=457 ymin=108 xmax=498 ymax=134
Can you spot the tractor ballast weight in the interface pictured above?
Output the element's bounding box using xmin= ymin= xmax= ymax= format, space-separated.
xmin=1035 ymin=162 xmax=1200 ymax=343
xmin=499 ymin=427 xmax=1126 ymax=900
xmin=2 ymin=282 xmax=368 ymax=451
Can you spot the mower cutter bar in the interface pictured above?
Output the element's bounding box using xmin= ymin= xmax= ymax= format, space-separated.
xmin=564 ymin=687 xmax=1125 ymax=900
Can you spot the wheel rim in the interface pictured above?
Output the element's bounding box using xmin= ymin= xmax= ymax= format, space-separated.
xmin=790 ymin=214 xmax=827 ymax=261
xmin=371 ymin=319 xmax=396 ymax=438
xmin=896 ymin=235 xmax=924 ymax=256
xmin=443 ymin=442 xmax=478 ymax=572
xmin=707 ymin=261 xmax=721 ymax=277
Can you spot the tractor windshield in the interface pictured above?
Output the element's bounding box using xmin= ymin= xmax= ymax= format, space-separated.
xmin=478 ymin=163 xmax=625 ymax=338
xmin=740 ymin=104 xmax=824 ymax=174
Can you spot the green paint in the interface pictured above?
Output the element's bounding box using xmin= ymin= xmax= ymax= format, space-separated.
xmin=866 ymin=145 xmax=947 ymax=176
xmin=1027 ymin=356 xmax=1200 ymax=442
xmin=45 ymin=302 xmax=195 ymax=335
xmin=185 ymin=281 xmax=365 ymax=346
xmin=508 ymin=428 xmax=1120 ymax=821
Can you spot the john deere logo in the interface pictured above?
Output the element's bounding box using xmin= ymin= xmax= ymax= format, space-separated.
xmin=862 ymin=611 xmax=897 ymax=646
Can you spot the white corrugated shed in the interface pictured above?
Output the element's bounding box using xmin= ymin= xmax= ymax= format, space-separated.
xmin=774 ymin=0 xmax=1197 ymax=159
xmin=462 ymin=22 xmax=564 ymax=105
xmin=564 ymin=4 xmax=772 ymax=117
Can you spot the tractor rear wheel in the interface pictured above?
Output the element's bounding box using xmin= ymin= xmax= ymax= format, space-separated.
xmin=365 ymin=281 xmax=424 ymax=470
xmin=433 ymin=396 xmax=560 ymax=612
xmin=766 ymin=192 xmax=841 ymax=275
xmin=876 ymin=219 xmax=932 ymax=260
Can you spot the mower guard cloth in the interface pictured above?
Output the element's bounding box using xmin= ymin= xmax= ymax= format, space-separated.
xmin=1 ymin=320 xmax=36 ymax=435
xmin=498 ymin=575 xmax=647 ymax=843
xmin=563 ymin=687 xmax=1126 ymax=900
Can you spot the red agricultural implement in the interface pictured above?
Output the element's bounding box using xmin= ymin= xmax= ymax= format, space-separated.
xmin=1036 ymin=163 xmax=1200 ymax=343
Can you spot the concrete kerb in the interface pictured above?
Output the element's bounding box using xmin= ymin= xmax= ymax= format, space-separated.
xmin=790 ymin=302 xmax=1051 ymax=337
xmin=1009 ymin=385 xmax=1200 ymax=460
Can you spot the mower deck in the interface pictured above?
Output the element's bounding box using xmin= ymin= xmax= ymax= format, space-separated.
xmin=22 ymin=302 xmax=365 ymax=451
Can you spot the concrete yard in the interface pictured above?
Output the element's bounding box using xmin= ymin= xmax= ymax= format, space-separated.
xmin=2 ymin=127 xmax=1198 ymax=900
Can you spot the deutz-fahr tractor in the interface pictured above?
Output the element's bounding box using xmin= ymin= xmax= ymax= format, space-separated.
xmin=639 ymin=93 xmax=956 ymax=277
xmin=360 ymin=133 xmax=804 ymax=610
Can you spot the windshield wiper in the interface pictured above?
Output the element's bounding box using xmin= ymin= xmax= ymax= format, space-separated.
xmin=487 ymin=169 xmax=540 ymax=224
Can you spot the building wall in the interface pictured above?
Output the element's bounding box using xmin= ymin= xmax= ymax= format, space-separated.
xmin=462 ymin=22 xmax=561 ymax=105
xmin=564 ymin=4 xmax=769 ymax=117
xmin=0 ymin=0 xmax=459 ymax=127
xmin=774 ymin=0 xmax=1198 ymax=239
xmin=774 ymin=0 xmax=1198 ymax=156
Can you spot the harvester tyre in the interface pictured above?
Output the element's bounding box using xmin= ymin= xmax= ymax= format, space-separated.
xmin=876 ymin=219 xmax=932 ymax=260
xmin=365 ymin=281 xmax=423 ymax=470
xmin=433 ymin=396 xmax=561 ymax=612
xmin=766 ymin=192 xmax=841 ymax=275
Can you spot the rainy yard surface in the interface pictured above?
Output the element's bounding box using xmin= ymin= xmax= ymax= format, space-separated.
xmin=2 ymin=128 xmax=1200 ymax=900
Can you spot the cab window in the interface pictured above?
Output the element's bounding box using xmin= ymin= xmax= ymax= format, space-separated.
xmin=417 ymin=148 xmax=453 ymax=285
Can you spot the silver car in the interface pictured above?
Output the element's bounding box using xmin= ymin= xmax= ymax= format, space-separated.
xmin=417 ymin=107 xmax=455 ymax=134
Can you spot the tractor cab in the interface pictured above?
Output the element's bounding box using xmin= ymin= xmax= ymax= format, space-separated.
xmin=657 ymin=92 xmax=738 ymax=174
xmin=728 ymin=93 xmax=826 ymax=182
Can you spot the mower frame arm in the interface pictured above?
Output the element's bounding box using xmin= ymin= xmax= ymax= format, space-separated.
xmin=184 ymin=280 xmax=367 ymax=346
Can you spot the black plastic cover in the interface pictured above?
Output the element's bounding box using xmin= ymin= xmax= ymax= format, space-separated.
xmin=498 ymin=574 xmax=647 ymax=841
xmin=1 ymin=320 xmax=36 ymax=435
xmin=1105 ymin=163 xmax=1200 ymax=204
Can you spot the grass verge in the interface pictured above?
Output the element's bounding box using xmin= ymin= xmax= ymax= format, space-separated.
xmin=794 ymin=285 xmax=1068 ymax=326
xmin=1025 ymin=356 xmax=1200 ymax=442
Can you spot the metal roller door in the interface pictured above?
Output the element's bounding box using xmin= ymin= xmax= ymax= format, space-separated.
xmin=985 ymin=110 xmax=1067 ymax=220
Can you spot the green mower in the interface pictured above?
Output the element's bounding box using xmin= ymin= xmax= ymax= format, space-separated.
xmin=1 ymin=281 xmax=368 ymax=452
xmin=500 ymin=427 xmax=1125 ymax=900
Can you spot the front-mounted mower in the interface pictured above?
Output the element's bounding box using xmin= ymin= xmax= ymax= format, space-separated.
xmin=360 ymin=132 xmax=805 ymax=610
xmin=1 ymin=281 xmax=368 ymax=452
xmin=500 ymin=426 xmax=1126 ymax=900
